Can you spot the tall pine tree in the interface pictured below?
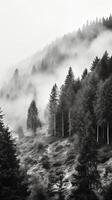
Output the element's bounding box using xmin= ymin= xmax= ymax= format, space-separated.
xmin=48 ymin=84 xmax=58 ymax=136
xmin=57 ymin=67 xmax=75 ymax=137
xmin=27 ymin=100 xmax=41 ymax=135
xmin=95 ymin=75 xmax=112 ymax=144
xmin=0 ymin=111 xmax=29 ymax=200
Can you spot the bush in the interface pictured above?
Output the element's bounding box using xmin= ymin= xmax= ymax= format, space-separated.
xmin=69 ymin=189 xmax=99 ymax=200
xmin=41 ymin=155 xmax=50 ymax=170
xmin=55 ymin=144 xmax=63 ymax=152
xmin=37 ymin=142 xmax=44 ymax=152
xmin=53 ymin=161 xmax=62 ymax=167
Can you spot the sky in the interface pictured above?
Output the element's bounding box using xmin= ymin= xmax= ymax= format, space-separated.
xmin=0 ymin=0 xmax=112 ymax=78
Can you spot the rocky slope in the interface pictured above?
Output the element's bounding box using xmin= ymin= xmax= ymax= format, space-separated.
xmin=17 ymin=131 xmax=112 ymax=196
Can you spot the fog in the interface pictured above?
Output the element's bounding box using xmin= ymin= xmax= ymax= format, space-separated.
xmin=0 ymin=26 xmax=112 ymax=135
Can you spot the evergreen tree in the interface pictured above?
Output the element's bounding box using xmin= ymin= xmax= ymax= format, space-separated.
xmin=27 ymin=100 xmax=41 ymax=135
xmin=64 ymin=67 xmax=75 ymax=136
xmin=48 ymin=84 xmax=58 ymax=136
xmin=57 ymin=85 xmax=66 ymax=137
xmin=12 ymin=68 xmax=20 ymax=91
xmin=104 ymin=181 xmax=112 ymax=200
xmin=108 ymin=56 xmax=112 ymax=75
xmin=73 ymin=74 xmax=98 ymax=141
xmin=57 ymin=67 xmax=75 ymax=137
xmin=91 ymin=56 xmax=100 ymax=71
xmin=95 ymin=75 xmax=112 ymax=144
xmin=69 ymin=135 xmax=100 ymax=200
xmin=82 ymin=74 xmax=98 ymax=137
xmin=81 ymin=68 xmax=88 ymax=79
xmin=97 ymin=51 xmax=109 ymax=81
xmin=0 ymin=111 xmax=29 ymax=200
xmin=32 ymin=65 xmax=37 ymax=75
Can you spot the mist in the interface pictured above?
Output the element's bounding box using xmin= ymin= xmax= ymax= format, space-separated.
xmin=0 ymin=26 xmax=112 ymax=136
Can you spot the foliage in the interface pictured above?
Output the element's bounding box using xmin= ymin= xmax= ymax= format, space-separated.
xmin=48 ymin=168 xmax=68 ymax=200
xmin=69 ymin=135 xmax=100 ymax=200
xmin=48 ymin=84 xmax=59 ymax=136
xmin=103 ymin=182 xmax=112 ymax=200
xmin=0 ymin=111 xmax=29 ymax=200
xmin=27 ymin=100 xmax=41 ymax=134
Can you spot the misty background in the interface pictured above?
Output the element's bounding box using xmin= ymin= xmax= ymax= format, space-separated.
xmin=1 ymin=0 xmax=112 ymax=134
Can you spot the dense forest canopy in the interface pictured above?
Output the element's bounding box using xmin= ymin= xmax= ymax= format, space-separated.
xmin=48 ymin=51 xmax=112 ymax=145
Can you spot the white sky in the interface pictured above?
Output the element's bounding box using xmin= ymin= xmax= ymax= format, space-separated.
xmin=0 ymin=0 xmax=112 ymax=75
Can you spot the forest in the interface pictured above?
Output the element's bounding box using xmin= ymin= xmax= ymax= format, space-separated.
xmin=1 ymin=16 xmax=112 ymax=200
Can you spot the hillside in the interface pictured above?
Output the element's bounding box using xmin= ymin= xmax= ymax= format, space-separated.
xmin=1 ymin=16 xmax=112 ymax=135
xmin=1 ymin=14 xmax=112 ymax=200
xmin=17 ymin=132 xmax=112 ymax=199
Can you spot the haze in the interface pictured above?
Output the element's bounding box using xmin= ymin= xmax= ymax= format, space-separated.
xmin=0 ymin=0 xmax=112 ymax=82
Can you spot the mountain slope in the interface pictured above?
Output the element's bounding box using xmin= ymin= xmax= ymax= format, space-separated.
xmin=1 ymin=16 xmax=112 ymax=134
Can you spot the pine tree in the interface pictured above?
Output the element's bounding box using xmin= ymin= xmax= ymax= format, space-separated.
xmin=0 ymin=111 xmax=29 ymax=200
xmin=57 ymin=85 xmax=66 ymax=137
xmin=60 ymin=67 xmax=75 ymax=137
xmin=13 ymin=68 xmax=19 ymax=79
xmin=82 ymin=75 xmax=98 ymax=137
xmin=104 ymin=181 xmax=112 ymax=200
xmin=32 ymin=65 xmax=37 ymax=75
xmin=108 ymin=56 xmax=112 ymax=75
xmin=82 ymin=68 xmax=88 ymax=79
xmin=48 ymin=84 xmax=58 ymax=136
xmin=64 ymin=67 xmax=74 ymax=136
xmin=73 ymin=74 xmax=98 ymax=141
xmin=91 ymin=56 xmax=100 ymax=71
xmin=12 ymin=68 xmax=20 ymax=91
xmin=69 ymin=135 xmax=100 ymax=200
xmin=97 ymin=51 xmax=109 ymax=81
xmin=27 ymin=100 xmax=41 ymax=135
xmin=95 ymin=75 xmax=112 ymax=144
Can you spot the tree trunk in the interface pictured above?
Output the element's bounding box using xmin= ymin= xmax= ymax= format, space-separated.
xmin=107 ymin=122 xmax=110 ymax=145
xmin=68 ymin=109 xmax=72 ymax=136
xmin=97 ymin=125 xmax=99 ymax=143
xmin=62 ymin=112 xmax=64 ymax=137
xmin=103 ymin=125 xmax=105 ymax=145
xmin=53 ymin=113 xmax=56 ymax=136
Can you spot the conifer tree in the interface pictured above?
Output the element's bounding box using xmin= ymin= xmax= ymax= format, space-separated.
xmin=104 ymin=181 xmax=112 ymax=200
xmin=62 ymin=67 xmax=75 ymax=136
xmin=97 ymin=51 xmax=109 ymax=81
xmin=108 ymin=56 xmax=112 ymax=75
xmin=95 ymin=75 xmax=112 ymax=144
xmin=57 ymin=85 xmax=66 ymax=137
xmin=73 ymin=74 xmax=98 ymax=141
xmin=82 ymin=68 xmax=88 ymax=79
xmin=49 ymin=84 xmax=58 ymax=136
xmin=82 ymin=75 xmax=98 ymax=137
xmin=91 ymin=56 xmax=100 ymax=71
xmin=27 ymin=100 xmax=41 ymax=135
xmin=69 ymin=135 xmax=100 ymax=200
xmin=57 ymin=69 xmax=81 ymax=138
xmin=0 ymin=111 xmax=29 ymax=200
xmin=32 ymin=65 xmax=37 ymax=75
